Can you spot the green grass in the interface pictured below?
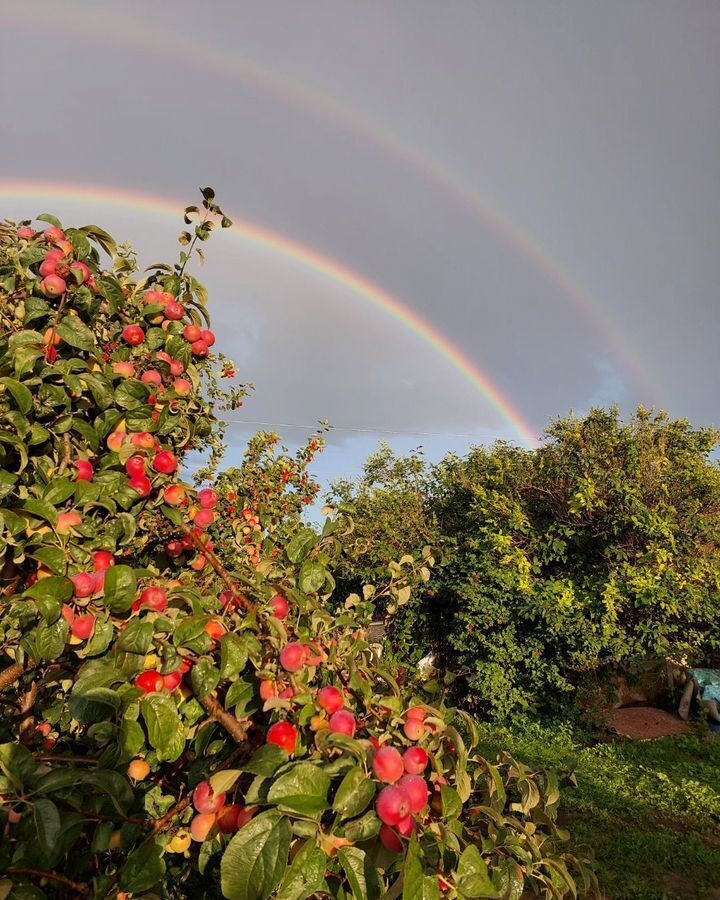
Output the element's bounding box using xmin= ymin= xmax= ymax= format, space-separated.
xmin=477 ymin=722 xmax=720 ymax=899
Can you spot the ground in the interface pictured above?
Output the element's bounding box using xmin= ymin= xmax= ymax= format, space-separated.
xmin=477 ymin=722 xmax=720 ymax=899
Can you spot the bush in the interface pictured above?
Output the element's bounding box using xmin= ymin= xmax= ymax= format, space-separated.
xmin=0 ymin=199 xmax=594 ymax=897
xmin=332 ymin=411 xmax=720 ymax=719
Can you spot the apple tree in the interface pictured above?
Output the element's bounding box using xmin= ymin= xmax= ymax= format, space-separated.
xmin=0 ymin=195 xmax=596 ymax=898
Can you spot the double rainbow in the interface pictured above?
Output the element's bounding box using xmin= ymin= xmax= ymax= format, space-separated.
xmin=0 ymin=180 xmax=540 ymax=448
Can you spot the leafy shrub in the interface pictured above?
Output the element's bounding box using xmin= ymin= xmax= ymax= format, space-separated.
xmin=331 ymin=412 xmax=720 ymax=719
xmin=0 ymin=199 xmax=594 ymax=897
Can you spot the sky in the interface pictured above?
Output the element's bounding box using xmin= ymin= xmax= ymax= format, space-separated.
xmin=1 ymin=0 xmax=719 ymax=491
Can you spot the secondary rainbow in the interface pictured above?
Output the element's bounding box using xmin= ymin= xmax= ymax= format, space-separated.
xmin=0 ymin=180 xmax=540 ymax=448
xmin=5 ymin=3 xmax=659 ymax=400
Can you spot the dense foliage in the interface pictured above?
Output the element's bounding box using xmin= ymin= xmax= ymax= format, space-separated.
xmin=0 ymin=199 xmax=594 ymax=898
xmin=331 ymin=410 xmax=720 ymax=718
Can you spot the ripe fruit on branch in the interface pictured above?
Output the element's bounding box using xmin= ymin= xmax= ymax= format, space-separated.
xmin=169 ymin=359 xmax=185 ymax=376
xmin=201 ymin=330 xmax=216 ymax=347
xmin=44 ymin=226 xmax=65 ymax=243
xmin=113 ymin=361 xmax=135 ymax=378
xmin=173 ymin=378 xmax=192 ymax=397
xmin=376 ymin=785 xmax=411 ymax=826
xmin=191 ymin=340 xmax=210 ymax=358
xmin=127 ymin=759 xmax=150 ymax=781
xmin=135 ymin=587 xmax=168 ymax=613
xmin=153 ymin=450 xmax=178 ymax=474
xmin=135 ymin=671 xmax=165 ymax=694
xmin=194 ymin=508 xmax=215 ymax=529
xmin=373 ymin=746 xmax=404 ymax=784
xmin=183 ymin=324 xmax=202 ymax=342
xmin=107 ymin=431 xmax=126 ymax=453
xmin=93 ymin=551 xmax=115 ymax=571
xmin=190 ymin=813 xmax=216 ymax=843
xmin=70 ymin=614 xmax=96 ymax=640
xmin=406 ymin=707 xmax=426 ymax=721
xmin=75 ymin=460 xmax=94 ymax=482
xmin=379 ymin=824 xmax=405 ymax=853
xmin=403 ymin=718 xmax=427 ymax=741
xmin=398 ymin=775 xmax=429 ymax=813
xmin=131 ymin=432 xmax=156 ymax=450
xmin=403 ymin=746 xmax=429 ymax=775
xmin=165 ymin=301 xmax=185 ymax=320
xmin=57 ymin=511 xmax=82 ymax=534
xmin=317 ymin=686 xmax=344 ymax=714
xmin=164 ymin=485 xmax=187 ymax=506
xmin=129 ymin=476 xmax=152 ymax=498
xmin=266 ymin=721 xmax=298 ymax=754
xmin=193 ymin=780 xmax=226 ymax=814
xmin=198 ymin=488 xmax=218 ymax=509
xmin=167 ymin=830 xmax=191 ymax=853
xmin=141 ymin=369 xmax=163 ymax=386
xmin=204 ymin=620 xmax=225 ymax=641
xmin=260 ymin=680 xmax=279 ymax=701
xmin=71 ymin=572 xmax=96 ymax=598
xmin=279 ymin=642 xmax=306 ymax=673
xmin=328 ymin=710 xmax=356 ymax=737
xmin=17 ymin=226 xmax=36 ymax=240
xmin=269 ymin=595 xmax=289 ymax=619
xmin=69 ymin=261 xmax=90 ymax=284
xmin=122 ymin=324 xmax=145 ymax=346
xmin=41 ymin=274 xmax=67 ymax=297
xmin=125 ymin=455 xmax=146 ymax=478
xmin=162 ymin=669 xmax=184 ymax=691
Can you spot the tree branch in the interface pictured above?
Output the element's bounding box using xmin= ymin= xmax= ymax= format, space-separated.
xmin=152 ymin=741 xmax=251 ymax=833
xmin=199 ymin=691 xmax=252 ymax=744
xmin=6 ymin=867 xmax=88 ymax=897
xmin=180 ymin=524 xmax=254 ymax=612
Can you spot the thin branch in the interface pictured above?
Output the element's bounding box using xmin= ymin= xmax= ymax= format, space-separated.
xmin=199 ymin=691 xmax=252 ymax=744
xmin=33 ymin=755 xmax=100 ymax=766
xmin=152 ymin=741 xmax=251 ymax=833
xmin=180 ymin=524 xmax=254 ymax=612
xmin=5 ymin=867 xmax=88 ymax=897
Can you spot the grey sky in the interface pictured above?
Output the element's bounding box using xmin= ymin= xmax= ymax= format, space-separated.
xmin=2 ymin=1 xmax=719 ymax=480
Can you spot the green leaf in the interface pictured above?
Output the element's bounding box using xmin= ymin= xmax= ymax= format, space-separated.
xmin=266 ymin=763 xmax=330 ymax=817
xmin=333 ymin=765 xmax=376 ymax=819
xmin=33 ymin=798 xmax=61 ymax=857
xmin=103 ymin=565 xmax=137 ymax=613
xmin=219 ymin=633 xmax=249 ymax=678
xmin=116 ymin=620 xmax=153 ymax=654
xmin=30 ymin=547 xmax=66 ymax=576
xmin=338 ymin=847 xmax=373 ymax=900
xmin=42 ymin=477 xmax=76 ymax=506
xmin=242 ymin=744 xmax=287 ymax=777
xmin=119 ymin=717 xmax=146 ymax=760
xmin=220 ymin=809 xmax=291 ymax=900
xmin=0 ymin=377 xmax=33 ymax=414
xmin=55 ymin=316 xmax=96 ymax=351
xmin=119 ymin=838 xmax=166 ymax=893
xmin=403 ymin=838 xmax=440 ymax=900
xmin=35 ymin=617 xmax=69 ymax=660
xmin=343 ymin=811 xmax=381 ymax=843
xmin=298 ymin=560 xmax=326 ymax=595
xmin=81 ymin=225 xmax=118 ymax=260
xmin=0 ymin=743 xmax=36 ymax=787
xmin=69 ymin=687 xmax=121 ymax=724
xmin=276 ymin=839 xmax=327 ymax=900
xmin=141 ymin=693 xmax=185 ymax=762
xmin=209 ymin=769 xmax=243 ymax=795
xmin=285 ymin=528 xmax=318 ymax=563
xmin=190 ymin=659 xmax=221 ymax=700
xmin=441 ymin=784 xmax=462 ymax=820
xmin=455 ymin=845 xmax=498 ymax=898
xmin=24 ymin=576 xmax=73 ymax=623
xmin=22 ymin=498 xmax=58 ymax=526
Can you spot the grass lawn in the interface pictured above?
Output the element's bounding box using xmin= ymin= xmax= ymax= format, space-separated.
xmin=477 ymin=722 xmax=720 ymax=899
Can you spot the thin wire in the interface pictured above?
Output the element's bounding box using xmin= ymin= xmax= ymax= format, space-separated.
xmin=221 ymin=418 xmax=494 ymax=439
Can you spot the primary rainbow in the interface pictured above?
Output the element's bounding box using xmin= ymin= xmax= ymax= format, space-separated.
xmin=0 ymin=180 xmax=540 ymax=448
xmin=4 ymin=2 xmax=659 ymax=401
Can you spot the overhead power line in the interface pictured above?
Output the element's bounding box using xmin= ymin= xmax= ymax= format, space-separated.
xmin=221 ymin=418 xmax=492 ymax=440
